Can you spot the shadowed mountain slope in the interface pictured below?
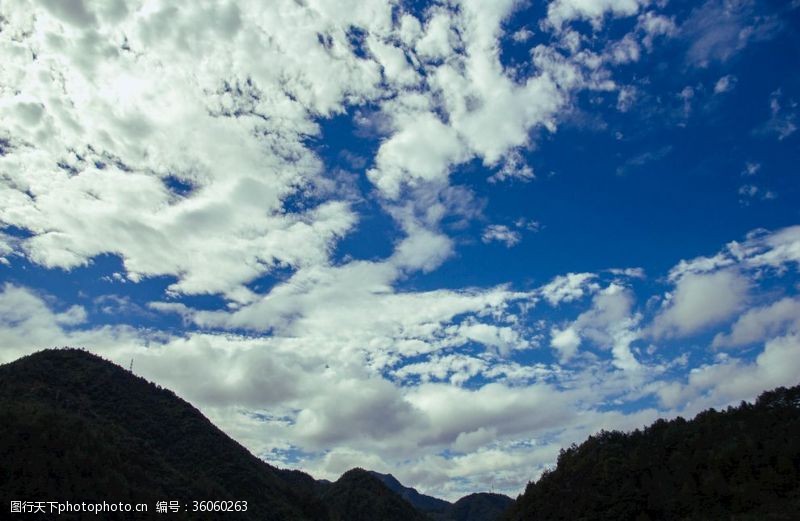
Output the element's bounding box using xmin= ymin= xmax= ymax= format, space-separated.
xmin=503 ymin=384 xmax=800 ymax=521
xmin=0 ymin=349 xmax=454 ymax=520
xmin=322 ymin=468 xmax=430 ymax=521
xmin=0 ymin=348 xmax=329 ymax=520
xmin=369 ymin=471 xmax=451 ymax=514
xmin=447 ymin=493 xmax=514 ymax=521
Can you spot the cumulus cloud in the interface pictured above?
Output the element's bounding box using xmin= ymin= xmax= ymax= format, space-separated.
xmin=650 ymin=270 xmax=749 ymax=339
xmin=712 ymin=297 xmax=800 ymax=348
xmin=539 ymin=272 xmax=599 ymax=306
xmin=657 ymin=333 xmax=800 ymax=412
xmin=570 ymin=283 xmax=642 ymax=370
xmin=550 ymin=326 xmax=581 ymax=362
xmin=546 ymin=0 xmax=647 ymax=31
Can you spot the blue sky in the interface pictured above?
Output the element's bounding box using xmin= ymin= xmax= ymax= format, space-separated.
xmin=0 ymin=0 xmax=799 ymax=500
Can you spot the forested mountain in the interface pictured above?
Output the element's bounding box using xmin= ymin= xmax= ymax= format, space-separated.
xmin=370 ymin=471 xmax=451 ymax=514
xmin=369 ymin=471 xmax=512 ymax=521
xmin=321 ymin=468 xmax=430 ymax=521
xmin=0 ymin=348 xmax=327 ymax=520
xmin=503 ymin=385 xmax=800 ymax=520
xmin=446 ymin=493 xmax=514 ymax=521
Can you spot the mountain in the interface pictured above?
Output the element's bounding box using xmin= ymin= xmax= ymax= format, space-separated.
xmin=322 ymin=468 xmax=430 ymax=521
xmin=503 ymin=384 xmax=800 ymax=521
xmin=369 ymin=471 xmax=512 ymax=521
xmin=369 ymin=471 xmax=451 ymax=514
xmin=448 ymin=493 xmax=514 ymax=521
xmin=11 ymin=348 xmax=795 ymax=521
xmin=0 ymin=348 xmax=328 ymax=520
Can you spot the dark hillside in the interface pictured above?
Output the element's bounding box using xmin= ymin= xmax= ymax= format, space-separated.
xmin=0 ymin=348 xmax=327 ymax=520
xmin=447 ymin=493 xmax=513 ymax=521
xmin=369 ymin=471 xmax=451 ymax=514
xmin=321 ymin=468 xmax=431 ymax=521
xmin=503 ymin=385 xmax=800 ymax=520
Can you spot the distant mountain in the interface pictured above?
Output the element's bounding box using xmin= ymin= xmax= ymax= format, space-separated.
xmin=369 ymin=471 xmax=451 ymax=514
xmin=503 ymin=385 xmax=800 ymax=521
xmin=369 ymin=472 xmax=512 ymax=521
xmin=322 ymin=468 xmax=430 ymax=521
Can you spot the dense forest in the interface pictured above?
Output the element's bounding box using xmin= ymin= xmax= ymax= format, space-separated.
xmin=0 ymin=348 xmax=329 ymax=520
xmin=503 ymin=385 xmax=800 ymax=520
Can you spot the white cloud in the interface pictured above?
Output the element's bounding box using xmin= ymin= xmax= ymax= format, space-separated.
xmin=617 ymin=85 xmax=638 ymax=112
xmin=415 ymin=10 xmax=457 ymax=61
xmin=546 ymin=0 xmax=646 ymax=31
xmin=0 ymin=233 xmax=17 ymax=265
xmin=482 ymin=224 xmax=521 ymax=247
xmin=0 ymin=0 xmax=394 ymax=301
xmin=368 ymin=110 xmax=468 ymax=198
xmin=664 ymin=226 xmax=800 ymax=300
xmin=0 ymin=0 xmax=619 ymax=307
xmin=637 ymin=11 xmax=677 ymax=49
xmin=394 ymin=354 xmax=488 ymax=386
xmin=608 ymin=267 xmax=646 ymax=279
xmin=550 ymin=326 xmax=581 ymax=362
xmin=682 ymin=0 xmax=781 ymax=67
xmin=658 ymin=333 xmax=800 ymax=412
xmin=712 ymin=297 xmax=800 ymax=348
xmin=512 ymin=28 xmax=534 ymax=43
xmin=571 ymin=283 xmax=642 ymax=370
xmin=742 ymin=161 xmax=761 ymax=176
xmin=650 ymin=270 xmax=749 ymax=339
xmin=539 ymin=272 xmax=599 ymax=305
xmin=713 ymin=74 xmax=737 ymax=94
xmin=738 ymin=183 xmax=776 ymax=203
xmin=759 ymin=89 xmax=798 ymax=140
xmin=488 ymin=149 xmax=535 ymax=183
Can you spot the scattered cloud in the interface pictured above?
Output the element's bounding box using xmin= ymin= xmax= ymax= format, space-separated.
xmin=714 ymin=74 xmax=737 ymax=94
xmin=539 ymin=273 xmax=599 ymax=306
xmin=482 ymin=225 xmax=521 ymax=248
xmin=738 ymin=184 xmax=777 ymax=204
xmin=741 ymin=161 xmax=761 ymax=176
xmin=546 ymin=0 xmax=647 ymax=31
xmin=682 ymin=0 xmax=781 ymax=67
xmin=756 ymin=89 xmax=798 ymax=140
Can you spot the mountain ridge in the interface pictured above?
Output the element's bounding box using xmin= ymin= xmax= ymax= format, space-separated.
xmin=0 ymin=348 xmax=509 ymax=520
xmin=3 ymin=348 xmax=799 ymax=520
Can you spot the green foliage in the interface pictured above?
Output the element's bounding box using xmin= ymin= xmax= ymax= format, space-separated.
xmin=503 ymin=385 xmax=800 ymax=520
